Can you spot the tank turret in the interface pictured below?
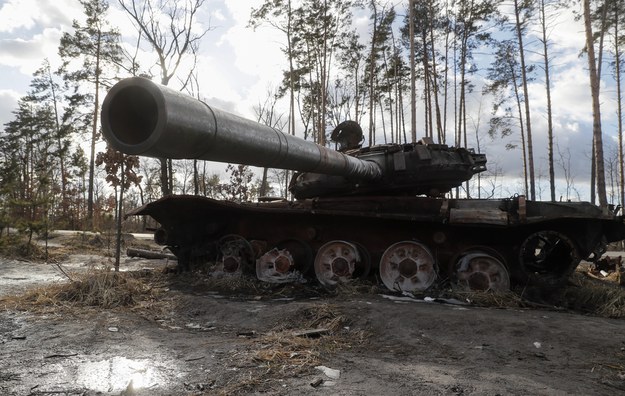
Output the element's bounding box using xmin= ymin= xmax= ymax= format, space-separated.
xmin=101 ymin=77 xmax=486 ymax=199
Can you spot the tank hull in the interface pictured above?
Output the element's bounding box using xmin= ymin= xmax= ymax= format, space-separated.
xmin=128 ymin=195 xmax=625 ymax=290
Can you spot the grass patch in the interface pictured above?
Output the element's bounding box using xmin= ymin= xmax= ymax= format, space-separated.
xmin=550 ymin=272 xmax=625 ymax=318
xmin=0 ymin=234 xmax=49 ymax=260
xmin=450 ymin=289 xmax=528 ymax=308
xmin=218 ymin=304 xmax=367 ymax=395
xmin=442 ymin=269 xmax=625 ymax=318
xmin=0 ymin=268 xmax=164 ymax=312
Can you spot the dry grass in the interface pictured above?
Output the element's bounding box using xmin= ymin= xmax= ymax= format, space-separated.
xmin=0 ymin=234 xmax=49 ymax=260
xmin=554 ymin=272 xmax=625 ymax=318
xmin=200 ymin=274 xmax=266 ymax=294
xmin=255 ymin=304 xmax=367 ymax=371
xmin=333 ymin=280 xmax=381 ymax=296
xmin=0 ymin=268 xmax=164 ymax=312
xmin=217 ymin=303 xmax=367 ymax=395
xmin=444 ymin=270 xmax=625 ymax=318
xmin=450 ymin=289 xmax=528 ymax=308
xmin=253 ymin=332 xmax=322 ymax=372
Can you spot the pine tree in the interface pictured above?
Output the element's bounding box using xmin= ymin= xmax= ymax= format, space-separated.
xmin=0 ymin=96 xmax=57 ymax=248
xmin=58 ymin=0 xmax=122 ymax=229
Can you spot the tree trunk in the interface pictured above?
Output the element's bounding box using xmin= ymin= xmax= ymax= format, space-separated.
xmin=260 ymin=167 xmax=269 ymax=197
xmin=115 ymin=159 xmax=125 ymax=272
xmin=409 ymin=0 xmax=417 ymax=143
xmin=539 ymin=0 xmax=556 ymax=202
xmin=159 ymin=158 xmax=170 ymax=196
xmin=368 ymin=1 xmax=377 ymax=146
xmin=287 ymin=0 xmax=296 ymax=137
xmin=87 ymin=33 xmax=102 ymax=229
xmin=422 ymin=29 xmax=432 ymax=139
xmin=615 ymin=10 xmax=624 ymax=208
xmin=583 ymin=0 xmax=608 ymax=209
xmin=514 ymin=0 xmax=535 ymax=201
xmin=428 ymin=7 xmax=443 ymax=144
xmin=193 ymin=159 xmax=199 ymax=195
xmin=512 ymin=63 xmax=529 ymax=197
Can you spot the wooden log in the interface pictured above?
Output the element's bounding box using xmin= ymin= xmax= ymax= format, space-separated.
xmin=126 ymin=248 xmax=177 ymax=261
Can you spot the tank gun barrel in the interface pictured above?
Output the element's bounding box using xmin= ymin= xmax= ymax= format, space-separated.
xmin=101 ymin=77 xmax=382 ymax=180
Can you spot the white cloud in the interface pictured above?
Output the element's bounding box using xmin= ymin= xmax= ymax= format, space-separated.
xmin=0 ymin=89 xmax=20 ymax=127
xmin=0 ymin=0 xmax=80 ymax=33
xmin=0 ymin=27 xmax=64 ymax=74
xmin=215 ymin=1 xmax=288 ymax=118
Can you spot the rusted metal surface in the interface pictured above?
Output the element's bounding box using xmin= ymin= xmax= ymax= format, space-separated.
xmin=518 ymin=231 xmax=581 ymax=286
xmin=379 ymin=241 xmax=437 ymax=292
xmin=455 ymin=250 xmax=510 ymax=292
xmin=256 ymin=239 xmax=311 ymax=283
xmin=313 ymin=241 xmax=365 ymax=287
xmin=257 ymin=248 xmax=301 ymax=283
xmin=215 ymin=235 xmax=254 ymax=276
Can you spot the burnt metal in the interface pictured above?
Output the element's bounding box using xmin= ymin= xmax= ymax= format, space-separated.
xmin=313 ymin=240 xmax=367 ymax=287
xmin=256 ymin=239 xmax=311 ymax=283
xmin=455 ymin=250 xmax=511 ymax=292
xmin=103 ymin=78 xmax=625 ymax=291
xmin=379 ymin=241 xmax=437 ymax=292
xmin=330 ymin=120 xmax=363 ymax=151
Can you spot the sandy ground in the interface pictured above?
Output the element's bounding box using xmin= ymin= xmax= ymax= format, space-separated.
xmin=1 ymin=235 xmax=625 ymax=395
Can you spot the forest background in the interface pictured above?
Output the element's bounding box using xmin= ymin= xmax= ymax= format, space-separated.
xmin=0 ymin=0 xmax=623 ymax=236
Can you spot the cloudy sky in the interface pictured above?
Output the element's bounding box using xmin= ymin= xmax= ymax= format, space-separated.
xmin=0 ymin=0 xmax=285 ymax=121
xmin=0 ymin=0 xmax=621 ymax=201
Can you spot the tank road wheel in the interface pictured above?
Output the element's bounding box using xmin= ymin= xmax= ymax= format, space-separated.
xmin=351 ymin=241 xmax=371 ymax=279
xmin=379 ymin=241 xmax=437 ymax=292
xmin=519 ymin=230 xmax=580 ymax=286
xmin=455 ymin=250 xmax=510 ymax=292
xmin=256 ymin=239 xmax=312 ymax=284
xmin=314 ymin=240 xmax=369 ymax=288
xmin=216 ymin=234 xmax=255 ymax=276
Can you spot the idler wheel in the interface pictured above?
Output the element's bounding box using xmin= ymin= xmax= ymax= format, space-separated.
xmin=256 ymin=239 xmax=312 ymax=284
xmin=379 ymin=241 xmax=437 ymax=292
xmin=519 ymin=230 xmax=580 ymax=286
xmin=217 ymin=234 xmax=254 ymax=276
xmin=455 ymin=250 xmax=510 ymax=292
xmin=153 ymin=228 xmax=168 ymax=245
xmin=314 ymin=240 xmax=368 ymax=287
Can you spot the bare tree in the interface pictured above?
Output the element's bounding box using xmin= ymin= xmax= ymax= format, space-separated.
xmin=250 ymin=0 xmax=297 ymax=137
xmin=118 ymin=0 xmax=212 ymax=196
xmin=556 ymin=143 xmax=575 ymax=202
xmin=481 ymin=164 xmax=504 ymax=199
xmin=253 ymin=86 xmax=287 ymax=197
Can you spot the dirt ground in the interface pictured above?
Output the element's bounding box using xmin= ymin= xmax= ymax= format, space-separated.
xmin=1 ymin=233 xmax=625 ymax=395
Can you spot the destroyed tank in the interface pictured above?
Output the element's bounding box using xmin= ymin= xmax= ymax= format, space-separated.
xmin=101 ymin=77 xmax=625 ymax=292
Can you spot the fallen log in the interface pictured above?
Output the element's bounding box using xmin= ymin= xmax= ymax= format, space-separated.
xmin=126 ymin=248 xmax=177 ymax=261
